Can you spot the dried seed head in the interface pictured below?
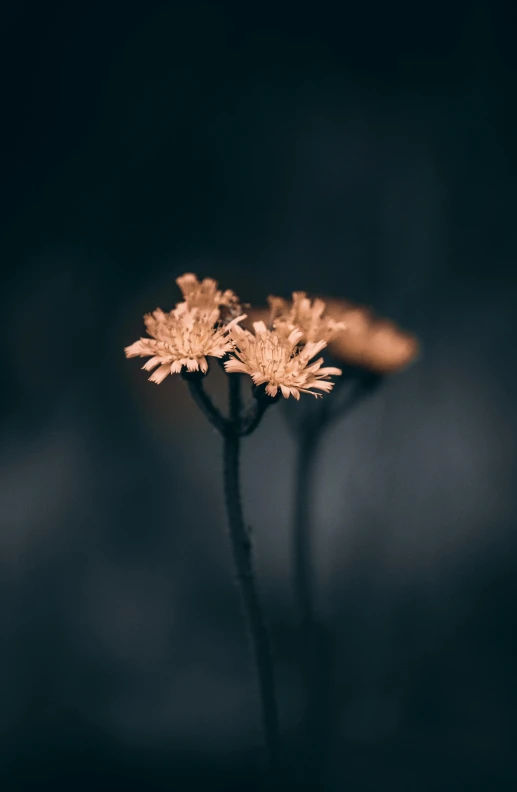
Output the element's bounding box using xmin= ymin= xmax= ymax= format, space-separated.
xmin=125 ymin=274 xmax=245 ymax=382
xmin=224 ymin=321 xmax=341 ymax=399
xmin=267 ymin=291 xmax=346 ymax=344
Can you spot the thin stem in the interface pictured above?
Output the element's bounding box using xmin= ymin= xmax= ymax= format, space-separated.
xmin=182 ymin=371 xmax=229 ymax=434
xmin=223 ymin=376 xmax=281 ymax=774
xmin=228 ymin=371 xmax=242 ymax=424
xmin=327 ymin=370 xmax=382 ymax=426
xmin=183 ymin=365 xmax=281 ymax=781
xmin=239 ymin=387 xmax=279 ymax=437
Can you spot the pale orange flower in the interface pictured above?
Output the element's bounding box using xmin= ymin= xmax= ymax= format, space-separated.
xmin=224 ymin=321 xmax=341 ymax=399
xmin=125 ymin=274 xmax=246 ymax=381
xmin=176 ymin=272 xmax=240 ymax=317
xmin=324 ymin=298 xmax=419 ymax=374
xmin=267 ymin=291 xmax=346 ymax=344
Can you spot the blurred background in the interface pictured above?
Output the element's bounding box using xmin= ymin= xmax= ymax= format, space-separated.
xmin=1 ymin=0 xmax=516 ymax=789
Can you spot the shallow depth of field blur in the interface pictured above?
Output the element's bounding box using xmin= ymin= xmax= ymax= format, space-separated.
xmin=1 ymin=1 xmax=516 ymax=790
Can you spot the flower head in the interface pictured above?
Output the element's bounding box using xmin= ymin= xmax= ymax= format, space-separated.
xmin=324 ymin=298 xmax=419 ymax=374
xmin=125 ymin=275 xmax=246 ymax=382
xmin=267 ymin=291 xmax=346 ymax=344
xmin=176 ymin=272 xmax=240 ymax=317
xmin=224 ymin=321 xmax=341 ymax=399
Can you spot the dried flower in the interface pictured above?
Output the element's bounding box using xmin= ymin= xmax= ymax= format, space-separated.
xmin=267 ymin=292 xmax=346 ymax=344
xmin=224 ymin=321 xmax=342 ymax=399
xmin=125 ymin=302 xmax=245 ymax=382
xmin=324 ymin=298 xmax=419 ymax=374
xmin=176 ymin=273 xmax=240 ymax=317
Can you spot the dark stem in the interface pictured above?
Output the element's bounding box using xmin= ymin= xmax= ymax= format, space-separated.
xmin=228 ymin=370 xmax=242 ymax=421
xmin=327 ymin=370 xmax=382 ymax=426
xmin=239 ymin=386 xmax=279 ymax=437
xmin=182 ymin=371 xmax=229 ymax=434
xmin=223 ymin=376 xmax=281 ymax=775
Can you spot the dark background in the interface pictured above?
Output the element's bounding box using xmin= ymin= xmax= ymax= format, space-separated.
xmin=1 ymin=1 xmax=516 ymax=789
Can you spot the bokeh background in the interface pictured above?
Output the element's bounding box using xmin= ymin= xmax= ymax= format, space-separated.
xmin=1 ymin=1 xmax=516 ymax=789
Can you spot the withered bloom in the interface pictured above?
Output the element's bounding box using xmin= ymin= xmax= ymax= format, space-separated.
xmin=268 ymin=291 xmax=346 ymax=344
xmin=325 ymin=299 xmax=419 ymax=374
xmin=176 ymin=272 xmax=240 ymax=315
xmin=125 ymin=273 xmax=245 ymax=381
xmin=224 ymin=321 xmax=341 ymax=399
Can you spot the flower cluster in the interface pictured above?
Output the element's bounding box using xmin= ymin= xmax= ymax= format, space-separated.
xmin=124 ymin=273 xmax=245 ymax=382
xmin=125 ymin=273 xmax=418 ymax=396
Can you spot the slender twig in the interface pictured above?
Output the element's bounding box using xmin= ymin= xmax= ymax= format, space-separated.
xmin=239 ymin=386 xmax=279 ymax=437
xmin=228 ymin=370 xmax=242 ymax=425
xmin=223 ymin=375 xmax=281 ymax=774
xmin=181 ymin=370 xmax=229 ymax=433
xmin=326 ymin=370 xmax=382 ymax=426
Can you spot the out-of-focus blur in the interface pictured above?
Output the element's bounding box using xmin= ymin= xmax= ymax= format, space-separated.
xmin=1 ymin=1 xmax=516 ymax=789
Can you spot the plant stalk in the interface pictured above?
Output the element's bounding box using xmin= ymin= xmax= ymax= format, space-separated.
xmin=224 ymin=375 xmax=281 ymax=774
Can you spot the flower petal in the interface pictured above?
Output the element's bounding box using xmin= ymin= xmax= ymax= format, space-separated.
xmin=224 ymin=359 xmax=250 ymax=374
xmin=125 ymin=339 xmax=153 ymax=358
xmin=149 ymin=363 xmax=171 ymax=384
xmin=142 ymin=355 xmax=168 ymax=371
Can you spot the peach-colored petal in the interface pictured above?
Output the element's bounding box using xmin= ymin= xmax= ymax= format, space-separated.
xmin=316 ymin=366 xmax=342 ymax=377
xmin=252 ymin=320 xmax=268 ymax=336
xmin=305 ymin=380 xmax=334 ymax=392
xmin=142 ymin=355 xmax=170 ymax=372
xmin=224 ymin=360 xmax=251 ymax=374
xmin=149 ymin=363 xmax=172 ymax=384
xmin=124 ymin=339 xmax=153 ymax=358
